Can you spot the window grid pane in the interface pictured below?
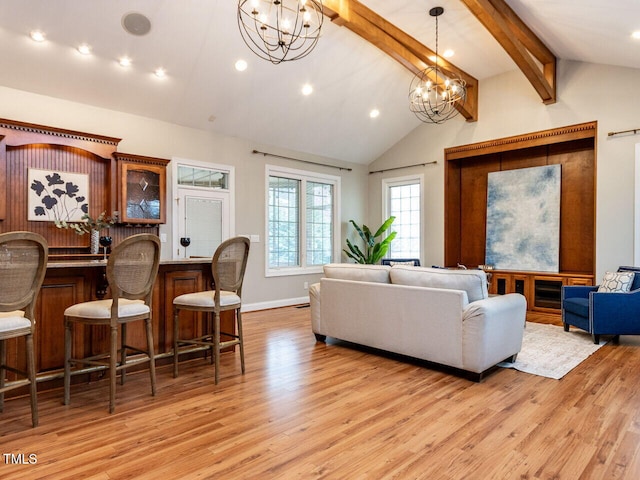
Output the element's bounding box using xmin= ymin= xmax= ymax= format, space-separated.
xmin=268 ymin=176 xmax=300 ymax=268
xmin=178 ymin=165 xmax=228 ymax=189
xmin=388 ymin=182 xmax=420 ymax=259
xmin=306 ymin=181 xmax=333 ymax=266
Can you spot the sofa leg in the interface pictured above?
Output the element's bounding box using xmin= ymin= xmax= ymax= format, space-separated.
xmin=563 ymin=323 xmax=569 ymax=332
xmin=314 ymin=333 xmax=326 ymax=343
xmin=613 ymin=335 xmax=620 ymax=344
xmin=507 ymin=353 xmax=518 ymax=363
xmin=593 ymin=334 xmax=600 ymax=344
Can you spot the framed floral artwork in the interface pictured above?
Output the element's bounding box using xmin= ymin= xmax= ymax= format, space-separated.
xmin=28 ymin=168 xmax=89 ymax=222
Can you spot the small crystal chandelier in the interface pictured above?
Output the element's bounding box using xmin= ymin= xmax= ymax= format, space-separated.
xmin=237 ymin=0 xmax=323 ymax=64
xmin=408 ymin=7 xmax=466 ymax=124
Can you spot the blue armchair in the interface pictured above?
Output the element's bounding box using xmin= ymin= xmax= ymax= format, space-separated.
xmin=562 ymin=266 xmax=640 ymax=343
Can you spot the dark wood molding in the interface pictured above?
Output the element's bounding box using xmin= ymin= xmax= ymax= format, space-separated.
xmin=444 ymin=121 xmax=597 ymax=160
xmin=112 ymin=152 xmax=170 ymax=168
xmin=0 ymin=118 xmax=121 ymax=158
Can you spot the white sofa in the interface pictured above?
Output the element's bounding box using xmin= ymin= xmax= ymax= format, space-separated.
xmin=309 ymin=263 xmax=526 ymax=380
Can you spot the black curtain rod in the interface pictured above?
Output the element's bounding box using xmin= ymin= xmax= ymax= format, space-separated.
xmin=369 ymin=160 xmax=437 ymax=174
xmin=252 ymin=149 xmax=352 ymax=172
xmin=608 ymin=128 xmax=640 ymax=137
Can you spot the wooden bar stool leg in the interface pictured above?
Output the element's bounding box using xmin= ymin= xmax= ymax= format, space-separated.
xmin=26 ymin=333 xmax=38 ymax=427
xmin=145 ymin=318 xmax=156 ymax=396
xmin=64 ymin=320 xmax=72 ymax=406
xmin=237 ymin=309 xmax=245 ymax=374
xmin=109 ymin=325 xmax=118 ymax=414
xmin=214 ymin=311 xmax=221 ymax=385
xmin=208 ymin=312 xmax=214 ymax=365
xmin=120 ymin=323 xmax=127 ymax=386
xmin=173 ymin=308 xmax=180 ymax=378
xmin=0 ymin=339 xmax=6 ymax=412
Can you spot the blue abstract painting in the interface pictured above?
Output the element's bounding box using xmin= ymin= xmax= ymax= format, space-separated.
xmin=485 ymin=165 xmax=561 ymax=272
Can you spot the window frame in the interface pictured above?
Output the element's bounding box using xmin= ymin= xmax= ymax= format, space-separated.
xmin=382 ymin=174 xmax=424 ymax=262
xmin=265 ymin=165 xmax=341 ymax=277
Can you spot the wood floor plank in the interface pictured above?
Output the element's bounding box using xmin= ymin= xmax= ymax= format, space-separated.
xmin=2 ymin=306 xmax=640 ymax=479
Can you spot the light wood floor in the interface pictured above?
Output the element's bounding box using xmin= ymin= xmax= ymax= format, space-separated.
xmin=2 ymin=306 xmax=640 ymax=479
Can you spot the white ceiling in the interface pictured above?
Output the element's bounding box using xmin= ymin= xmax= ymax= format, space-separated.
xmin=0 ymin=0 xmax=638 ymax=164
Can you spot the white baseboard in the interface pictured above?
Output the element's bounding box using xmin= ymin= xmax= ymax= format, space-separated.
xmin=242 ymin=296 xmax=310 ymax=312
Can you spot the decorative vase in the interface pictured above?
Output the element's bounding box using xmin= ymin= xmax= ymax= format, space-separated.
xmin=90 ymin=229 xmax=100 ymax=255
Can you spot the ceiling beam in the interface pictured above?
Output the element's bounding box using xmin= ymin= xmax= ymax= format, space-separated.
xmin=460 ymin=0 xmax=556 ymax=104
xmin=322 ymin=0 xmax=479 ymax=122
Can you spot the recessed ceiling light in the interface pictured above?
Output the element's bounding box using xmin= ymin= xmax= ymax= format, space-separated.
xmin=77 ymin=44 xmax=92 ymax=55
xmin=370 ymin=109 xmax=380 ymax=119
xmin=632 ymin=31 xmax=640 ymax=40
xmin=443 ymin=49 xmax=454 ymax=58
xmin=154 ymin=67 xmax=166 ymax=78
xmin=118 ymin=56 xmax=132 ymax=67
xmin=302 ymin=84 xmax=313 ymax=96
xmin=235 ymin=59 xmax=248 ymax=72
xmin=30 ymin=30 xmax=45 ymax=42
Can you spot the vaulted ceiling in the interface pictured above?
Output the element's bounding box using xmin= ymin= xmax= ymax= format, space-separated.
xmin=0 ymin=1 xmax=638 ymax=164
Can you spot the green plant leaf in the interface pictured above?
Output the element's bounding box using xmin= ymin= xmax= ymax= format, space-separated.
xmin=344 ymin=239 xmax=365 ymax=263
xmin=349 ymin=220 xmax=367 ymax=243
xmin=373 ymin=216 xmax=395 ymax=238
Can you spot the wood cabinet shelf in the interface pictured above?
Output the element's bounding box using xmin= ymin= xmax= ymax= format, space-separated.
xmin=487 ymin=270 xmax=593 ymax=312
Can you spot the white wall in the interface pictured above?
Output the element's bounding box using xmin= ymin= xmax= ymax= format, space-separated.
xmin=3 ymin=58 xmax=637 ymax=305
xmin=0 ymin=85 xmax=368 ymax=308
xmin=368 ymin=60 xmax=640 ymax=280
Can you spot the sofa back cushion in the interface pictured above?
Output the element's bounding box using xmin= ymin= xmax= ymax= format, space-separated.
xmin=390 ymin=266 xmax=488 ymax=303
xmin=323 ymin=263 xmax=391 ymax=283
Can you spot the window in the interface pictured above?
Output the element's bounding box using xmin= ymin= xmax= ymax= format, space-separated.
xmin=266 ymin=165 xmax=340 ymax=276
xmin=383 ymin=175 xmax=423 ymax=260
xmin=177 ymin=165 xmax=228 ymax=189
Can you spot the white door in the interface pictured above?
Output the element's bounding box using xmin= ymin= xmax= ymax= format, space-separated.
xmin=176 ymin=188 xmax=229 ymax=258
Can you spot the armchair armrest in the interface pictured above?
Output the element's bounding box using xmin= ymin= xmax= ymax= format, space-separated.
xmin=562 ymin=285 xmax=598 ymax=300
xmin=591 ymin=288 xmax=640 ymax=312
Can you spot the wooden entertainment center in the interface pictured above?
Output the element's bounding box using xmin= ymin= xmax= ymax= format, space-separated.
xmin=444 ymin=122 xmax=597 ymax=312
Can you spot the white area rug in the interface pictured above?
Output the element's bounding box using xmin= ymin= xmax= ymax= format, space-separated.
xmin=498 ymin=321 xmax=606 ymax=380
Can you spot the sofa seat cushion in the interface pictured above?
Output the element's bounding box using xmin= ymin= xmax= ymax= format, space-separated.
xmin=323 ymin=263 xmax=391 ymax=283
xmin=563 ymin=297 xmax=589 ymax=318
xmin=390 ymin=266 xmax=488 ymax=303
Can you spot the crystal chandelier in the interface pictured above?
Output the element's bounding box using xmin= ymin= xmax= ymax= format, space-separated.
xmin=237 ymin=0 xmax=323 ymax=64
xmin=408 ymin=7 xmax=466 ymax=124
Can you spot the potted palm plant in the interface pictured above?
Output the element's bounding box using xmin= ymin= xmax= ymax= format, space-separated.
xmin=343 ymin=216 xmax=396 ymax=264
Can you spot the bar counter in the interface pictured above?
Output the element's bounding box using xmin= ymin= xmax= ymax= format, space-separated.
xmin=10 ymin=257 xmax=227 ymax=392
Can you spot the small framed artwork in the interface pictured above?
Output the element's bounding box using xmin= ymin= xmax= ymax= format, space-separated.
xmin=28 ymin=168 xmax=89 ymax=222
xmin=119 ymin=162 xmax=166 ymax=224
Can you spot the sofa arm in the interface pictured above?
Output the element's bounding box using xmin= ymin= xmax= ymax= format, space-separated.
xmin=461 ymin=293 xmax=527 ymax=372
xmin=562 ymin=285 xmax=598 ymax=300
xmin=309 ymin=282 xmax=321 ymax=332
